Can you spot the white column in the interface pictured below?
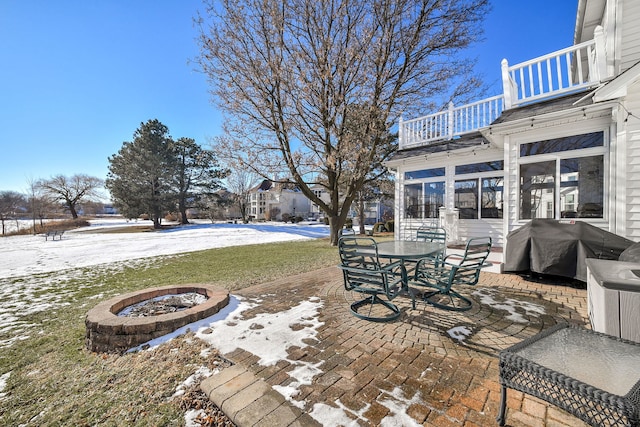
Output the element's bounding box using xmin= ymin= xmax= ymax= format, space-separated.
xmin=398 ymin=116 xmax=404 ymax=150
xmin=447 ymin=102 xmax=454 ymax=139
xmin=501 ymin=59 xmax=513 ymax=109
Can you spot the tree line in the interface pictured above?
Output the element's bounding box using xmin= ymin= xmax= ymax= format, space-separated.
xmin=0 ymin=119 xmax=234 ymax=235
xmin=0 ymin=175 xmax=104 ymax=235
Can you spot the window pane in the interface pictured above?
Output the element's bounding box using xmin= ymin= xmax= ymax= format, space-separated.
xmin=404 ymin=183 xmax=422 ymax=218
xmin=520 ymin=161 xmax=555 ymax=219
xmin=456 ymin=160 xmax=504 ymax=175
xmin=424 ymin=182 xmax=445 ymax=218
xmin=520 ymin=132 xmax=603 ymax=157
xmin=481 ymin=178 xmax=503 ymax=218
xmin=404 ymin=182 xmax=444 ymax=219
xmin=404 ymin=167 xmax=445 ymax=180
xmin=561 ymin=156 xmax=603 ymax=218
xmin=455 ymin=179 xmax=478 ymax=219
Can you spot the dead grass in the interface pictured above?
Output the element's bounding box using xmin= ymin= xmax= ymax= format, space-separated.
xmin=0 ymin=237 xmax=349 ymax=426
xmin=5 ymin=218 xmax=91 ymax=236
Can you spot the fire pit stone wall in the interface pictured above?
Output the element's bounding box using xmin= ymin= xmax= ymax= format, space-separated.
xmin=85 ymin=284 xmax=229 ymax=354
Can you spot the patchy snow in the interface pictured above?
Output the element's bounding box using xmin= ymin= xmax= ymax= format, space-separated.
xmin=447 ymin=325 xmax=473 ymax=342
xmin=195 ymin=297 xmax=324 ymax=367
xmin=379 ymin=388 xmax=423 ymax=427
xmin=472 ymin=288 xmax=546 ymax=323
xmin=310 ymin=400 xmax=368 ymax=426
xmin=0 ymin=219 xmax=329 ymax=351
xmin=184 ymin=409 xmax=207 ymax=427
xmin=172 ymin=366 xmax=215 ymax=398
xmin=0 ymin=372 xmax=10 ymax=399
xmin=0 ymin=217 xmax=525 ymax=426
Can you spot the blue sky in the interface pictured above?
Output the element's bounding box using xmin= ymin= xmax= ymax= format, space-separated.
xmin=0 ymin=1 xmax=578 ymax=196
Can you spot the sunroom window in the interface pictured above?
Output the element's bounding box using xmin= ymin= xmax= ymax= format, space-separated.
xmin=519 ymin=132 xmax=605 ymax=220
xmin=454 ymin=160 xmax=504 ymax=219
xmin=404 ymin=182 xmax=444 ymax=219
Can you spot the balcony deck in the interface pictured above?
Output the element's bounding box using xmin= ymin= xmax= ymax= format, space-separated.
xmin=399 ymin=33 xmax=606 ymax=151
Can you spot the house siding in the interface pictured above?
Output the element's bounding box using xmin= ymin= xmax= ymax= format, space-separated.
xmin=624 ymin=82 xmax=640 ymax=241
xmin=620 ymin=0 xmax=640 ymax=73
xmin=457 ymin=219 xmax=504 ymax=246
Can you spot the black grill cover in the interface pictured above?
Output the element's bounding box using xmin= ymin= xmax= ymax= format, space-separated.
xmin=504 ymin=219 xmax=633 ymax=282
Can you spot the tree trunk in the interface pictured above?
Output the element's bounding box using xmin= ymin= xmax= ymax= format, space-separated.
xmin=152 ymin=210 xmax=162 ymax=229
xmin=328 ymin=215 xmax=345 ymax=246
xmin=358 ymin=197 xmax=366 ymax=235
xmin=179 ymin=200 xmax=189 ymax=224
xmin=68 ymin=202 xmax=78 ymax=219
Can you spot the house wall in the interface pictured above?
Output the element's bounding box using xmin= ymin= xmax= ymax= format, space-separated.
xmin=392 ymin=146 xmax=506 ymax=245
xmin=620 ymin=0 xmax=640 ymax=73
xmin=622 ymin=81 xmax=640 ymax=241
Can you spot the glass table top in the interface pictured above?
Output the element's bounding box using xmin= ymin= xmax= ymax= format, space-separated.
xmin=514 ymin=327 xmax=640 ymax=396
xmin=375 ymin=241 xmax=444 ymax=259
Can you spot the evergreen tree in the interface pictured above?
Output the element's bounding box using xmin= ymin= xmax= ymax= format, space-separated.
xmin=172 ymin=137 xmax=229 ymax=224
xmin=106 ymin=119 xmax=176 ymax=229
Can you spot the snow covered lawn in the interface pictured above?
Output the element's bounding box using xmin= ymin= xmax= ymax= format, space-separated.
xmin=0 ymin=218 xmax=330 ymax=280
xmin=0 ymin=218 xmax=336 ymax=425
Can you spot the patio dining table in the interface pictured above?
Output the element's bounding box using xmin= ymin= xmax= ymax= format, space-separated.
xmin=375 ymin=240 xmax=445 ymax=262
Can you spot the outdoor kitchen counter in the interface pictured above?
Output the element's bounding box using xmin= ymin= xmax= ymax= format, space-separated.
xmin=586 ymin=258 xmax=640 ymax=343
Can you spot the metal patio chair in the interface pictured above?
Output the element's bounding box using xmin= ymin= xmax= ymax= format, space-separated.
xmin=339 ymin=227 xmax=356 ymax=236
xmin=415 ymin=225 xmax=447 ymax=266
xmin=411 ymin=236 xmax=492 ymax=311
xmin=338 ymin=236 xmax=409 ymax=322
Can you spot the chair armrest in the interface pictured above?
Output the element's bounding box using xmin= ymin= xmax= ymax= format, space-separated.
xmin=381 ymin=259 xmax=403 ymax=272
xmin=441 ymin=253 xmax=463 ymax=266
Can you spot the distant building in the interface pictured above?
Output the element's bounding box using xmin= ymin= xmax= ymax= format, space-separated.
xmin=248 ymin=180 xmax=312 ymax=221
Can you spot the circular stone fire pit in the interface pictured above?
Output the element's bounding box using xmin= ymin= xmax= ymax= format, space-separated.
xmin=85 ymin=284 xmax=229 ymax=354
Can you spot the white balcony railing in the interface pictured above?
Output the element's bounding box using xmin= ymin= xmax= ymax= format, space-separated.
xmin=399 ymin=95 xmax=504 ymax=149
xmin=502 ymin=38 xmax=602 ymax=108
xmin=399 ymin=26 xmax=608 ymax=150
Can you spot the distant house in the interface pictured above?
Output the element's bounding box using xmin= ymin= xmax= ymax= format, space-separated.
xmin=385 ymin=0 xmax=640 ymax=245
xmin=248 ymin=180 xmax=312 ymax=221
xmin=308 ymin=184 xmax=330 ymax=220
xmin=214 ymin=189 xmax=243 ymax=220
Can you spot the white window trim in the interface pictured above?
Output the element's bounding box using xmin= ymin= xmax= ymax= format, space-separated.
xmin=515 ymin=130 xmax=609 ymax=222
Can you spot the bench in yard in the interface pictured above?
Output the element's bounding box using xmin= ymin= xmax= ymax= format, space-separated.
xmin=44 ymin=230 xmax=65 ymax=241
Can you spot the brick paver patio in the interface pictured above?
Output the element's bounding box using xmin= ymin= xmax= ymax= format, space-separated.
xmin=201 ymin=265 xmax=590 ymax=426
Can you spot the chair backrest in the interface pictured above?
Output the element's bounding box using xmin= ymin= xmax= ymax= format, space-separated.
xmin=416 ymin=226 xmax=447 ymax=244
xmin=452 ymin=237 xmax=492 ymax=285
xmin=338 ymin=236 xmax=380 ymax=269
xmin=340 ymin=227 xmax=356 ymax=236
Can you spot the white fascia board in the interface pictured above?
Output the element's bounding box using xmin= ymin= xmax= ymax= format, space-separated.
xmin=488 ymin=101 xmax=616 ymax=136
xmin=593 ymin=61 xmax=640 ymax=102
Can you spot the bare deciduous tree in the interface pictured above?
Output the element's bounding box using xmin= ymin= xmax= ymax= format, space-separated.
xmin=197 ymin=0 xmax=489 ymax=244
xmin=223 ymin=160 xmax=260 ymax=223
xmin=26 ymin=177 xmax=56 ymax=234
xmin=38 ymin=174 xmax=104 ymax=219
xmin=0 ymin=191 xmax=26 ymax=235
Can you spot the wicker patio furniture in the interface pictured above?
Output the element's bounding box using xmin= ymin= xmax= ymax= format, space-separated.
xmin=497 ymin=323 xmax=640 ymax=426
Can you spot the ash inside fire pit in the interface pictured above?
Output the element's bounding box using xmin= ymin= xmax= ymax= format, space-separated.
xmin=117 ymin=292 xmax=208 ymax=317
